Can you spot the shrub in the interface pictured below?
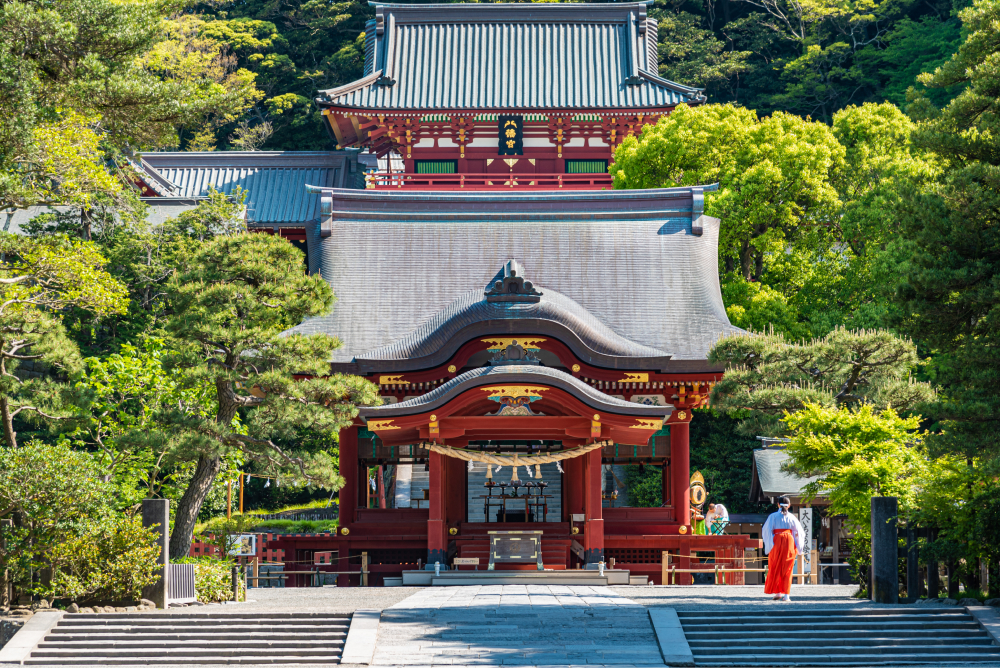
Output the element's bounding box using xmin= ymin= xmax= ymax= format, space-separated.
xmin=45 ymin=514 xmax=161 ymax=603
xmin=173 ymin=557 xmax=245 ymax=602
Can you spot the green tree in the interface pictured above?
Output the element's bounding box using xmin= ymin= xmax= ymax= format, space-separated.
xmin=783 ymin=403 xmax=926 ymax=526
xmin=894 ymin=0 xmax=1000 ymax=464
xmin=708 ymin=328 xmax=934 ymax=435
xmin=163 ymin=232 xmax=379 ymax=558
xmin=0 ymin=234 xmax=127 ymax=447
xmin=0 ymin=442 xmax=110 ymax=599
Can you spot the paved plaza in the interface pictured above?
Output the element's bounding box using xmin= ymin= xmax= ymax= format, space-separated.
xmin=373 ymin=585 xmax=663 ymax=667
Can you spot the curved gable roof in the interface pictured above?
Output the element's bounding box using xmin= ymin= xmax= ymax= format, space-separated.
xmin=359 ymin=365 xmax=673 ymax=418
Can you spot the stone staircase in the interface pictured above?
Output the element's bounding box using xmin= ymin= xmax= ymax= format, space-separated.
xmin=678 ymin=607 xmax=1000 ymax=665
xmin=23 ymin=611 xmax=350 ymax=665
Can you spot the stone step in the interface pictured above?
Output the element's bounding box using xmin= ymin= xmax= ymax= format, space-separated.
xmin=58 ymin=618 xmax=350 ymax=627
xmin=676 ymin=607 xmax=970 ymax=617
xmin=46 ymin=633 xmax=346 ymax=642
xmin=38 ymin=640 xmax=346 ymax=649
xmin=51 ymin=624 xmax=349 ymax=633
xmin=692 ymin=654 xmax=1000 ymax=666
xmin=687 ymin=635 xmax=997 ymax=647
xmin=681 ymin=620 xmax=981 ymax=632
xmin=679 ymin=612 xmax=974 ymax=624
xmin=692 ymin=644 xmax=1000 ymax=657
xmin=71 ymin=612 xmax=351 ymax=619
xmin=24 ymin=656 xmax=344 ymax=665
xmin=31 ymin=647 xmax=344 ymax=658
xmin=683 ymin=627 xmax=988 ymax=640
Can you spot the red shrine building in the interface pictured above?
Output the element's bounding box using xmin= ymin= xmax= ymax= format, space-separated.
xmin=268 ymin=0 xmax=759 ymax=585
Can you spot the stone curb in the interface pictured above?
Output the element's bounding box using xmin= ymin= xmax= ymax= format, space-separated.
xmin=0 ymin=611 xmax=63 ymax=665
xmin=342 ymin=609 xmax=381 ymax=665
xmin=648 ymin=608 xmax=693 ymax=667
xmin=967 ymin=606 xmax=1000 ymax=646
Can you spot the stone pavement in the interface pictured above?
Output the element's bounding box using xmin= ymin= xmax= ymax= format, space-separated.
xmin=373 ymin=585 xmax=666 ymax=666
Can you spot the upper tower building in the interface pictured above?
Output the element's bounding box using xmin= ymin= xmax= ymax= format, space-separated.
xmin=318 ymin=2 xmax=704 ymax=189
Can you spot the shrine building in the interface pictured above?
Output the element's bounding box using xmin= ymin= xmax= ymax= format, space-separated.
xmin=266 ymin=0 xmax=759 ymax=585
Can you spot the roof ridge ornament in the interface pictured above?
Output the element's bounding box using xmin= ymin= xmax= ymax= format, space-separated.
xmin=485 ymin=259 xmax=542 ymax=303
xmin=374 ymin=75 xmax=396 ymax=87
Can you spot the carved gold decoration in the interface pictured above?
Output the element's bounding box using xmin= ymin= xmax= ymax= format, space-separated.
xmin=430 ymin=414 xmax=437 ymax=422
xmin=340 ymin=527 xmax=350 ymax=535
xmin=449 ymin=527 xmax=458 ymax=536
xmin=572 ymin=364 xmax=581 ymax=373
xmin=481 ymin=337 xmax=546 ymax=350
xmin=677 ymin=411 xmax=688 ymax=421
xmin=593 ymin=414 xmax=600 ymax=420
xmin=379 ymin=375 xmax=407 ymax=385
xmin=367 ymin=419 xmax=400 ymax=432
xmin=481 ymin=385 xmax=549 ymax=399
xmin=447 ymin=365 xmax=457 ymax=373
xmin=619 ymin=372 xmax=649 ymax=383
xmin=678 ymin=525 xmax=688 ymax=535
xmin=630 ymin=418 xmax=664 ymax=430
xmin=571 ymin=527 xmax=579 ymax=535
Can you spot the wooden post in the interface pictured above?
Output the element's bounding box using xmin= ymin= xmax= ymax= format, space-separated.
xmin=661 ymin=551 xmax=669 ymax=586
xmin=141 ymin=499 xmax=170 ymax=609
xmin=227 ymin=480 xmax=232 ymax=520
xmin=252 ymin=557 xmax=259 ymax=588
xmin=239 ymin=474 xmax=244 ymax=514
xmin=871 ymin=496 xmax=899 ymax=604
xmin=811 ymin=550 xmax=819 ymax=584
xmin=361 ymin=551 xmax=369 ymax=587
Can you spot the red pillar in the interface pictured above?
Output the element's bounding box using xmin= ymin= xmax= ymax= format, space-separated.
xmin=564 ymin=456 xmax=583 ymax=521
xmin=671 ymin=421 xmax=690 ymax=528
xmin=427 ymin=451 xmax=447 ymax=566
xmin=339 ymin=427 xmax=358 ymax=529
xmin=582 ymin=449 xmax=604 ymax=565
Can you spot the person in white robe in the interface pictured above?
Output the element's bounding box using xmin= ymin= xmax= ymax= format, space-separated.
xmin=762 ymin=496 xmax=804 ymax=601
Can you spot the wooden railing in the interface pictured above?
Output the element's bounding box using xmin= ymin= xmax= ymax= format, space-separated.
xmin=365 ymin=171 xmax=614 ymax=190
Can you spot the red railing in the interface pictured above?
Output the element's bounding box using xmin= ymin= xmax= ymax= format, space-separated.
xmin=365 ymin=171 xmax=614 ymax=190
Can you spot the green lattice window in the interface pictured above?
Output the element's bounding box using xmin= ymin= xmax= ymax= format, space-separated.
xmin=566 ymin=160 xmax=609 ymax=174
xmin=415 ymin=160 xmax=457 ymax=174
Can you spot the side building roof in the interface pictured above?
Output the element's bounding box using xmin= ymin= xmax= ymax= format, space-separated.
xmin=285 ymin=186 xmax=741 ymax=371
xmin=139 ymin=151 xmax=363 ymax=228
xmin=749 ymin=447 xmax=828 ymax=504
xmin=318 ymin=2 xmax=704 ymax=112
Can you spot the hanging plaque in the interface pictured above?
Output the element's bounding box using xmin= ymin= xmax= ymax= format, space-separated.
xmin=498 ymin=115 xmax=523 ymax=155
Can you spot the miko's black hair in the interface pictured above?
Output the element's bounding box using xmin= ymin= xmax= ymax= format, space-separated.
xmin=778 ymin=495 xmax=791 ymax=514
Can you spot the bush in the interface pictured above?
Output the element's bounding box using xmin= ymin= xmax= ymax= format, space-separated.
xmin=45 ymin=514 xmax=161 ymax=603
xmin=173 ymin=557 xmax=245 ymax=602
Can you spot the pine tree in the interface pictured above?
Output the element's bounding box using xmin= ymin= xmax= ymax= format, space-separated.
xmin=0 ymin=234 xmax=127 ymax=447
xmin=163 ymin=232 xmax=379 ymax=559
xmin=708 ymin=328 xmax=933 ymax=435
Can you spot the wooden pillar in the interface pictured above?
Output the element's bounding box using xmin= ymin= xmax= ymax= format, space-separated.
xmin=671 ymin=422 xmax=690 ymax=528
xmin=661 ymin=462 xmax=671 ymax=509
xmin=427 ymin=450 xmax=447 ymax=567
xmin=339 ymin=427 xmax=358 ymax=530
xmin=582 ymin=449 xmax=604 ymax=565
xmin=446 ymin=457 xmax=466 ymax=526
xmin=564 ymin=456 xmax=584 ymax=520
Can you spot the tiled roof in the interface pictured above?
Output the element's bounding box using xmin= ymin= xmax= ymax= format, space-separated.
xmin=286 ymin=186 xmax=742 ymax=369
xmin=319 ymin=2 xmax=704 ymax=111
xmin=139 ymin=152 xmax=362 ymax=226
xmin=750 ymin=448 xmax=826 ymax=500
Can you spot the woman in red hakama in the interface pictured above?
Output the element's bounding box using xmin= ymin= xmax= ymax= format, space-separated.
xmin=763 ymin=495 xmax=803 ymax=602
